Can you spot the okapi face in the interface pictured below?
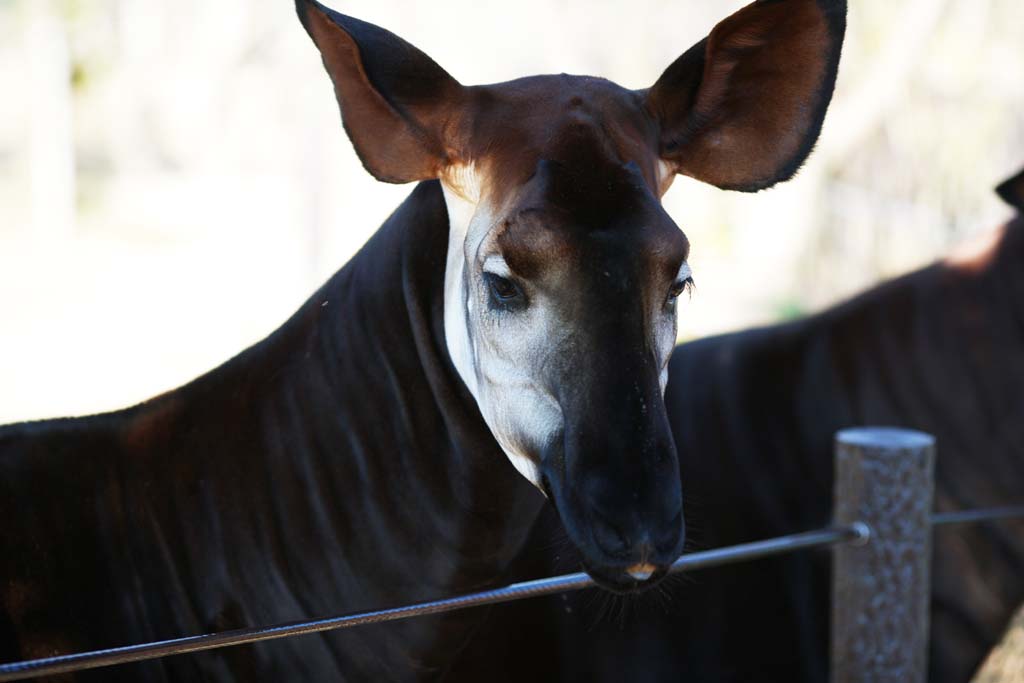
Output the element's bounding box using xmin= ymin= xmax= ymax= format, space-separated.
xmin=297 ymin=0 xmax=846 ymax=591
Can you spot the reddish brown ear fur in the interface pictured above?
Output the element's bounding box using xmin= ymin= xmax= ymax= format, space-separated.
xmin=996 ymin=167 xmax=1024 ymax=211
xmin=646 ymin=0 xmax=847 ymax=192
xmin=296 ymin=0 xmax=466 ymax=183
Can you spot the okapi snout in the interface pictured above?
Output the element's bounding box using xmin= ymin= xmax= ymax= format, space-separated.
xmin=546 ymin=459 xmax=685 ymax=592
xmin=542 ymin=388 xmax=685 ymax=592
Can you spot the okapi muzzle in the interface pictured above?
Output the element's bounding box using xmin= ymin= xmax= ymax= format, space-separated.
xmin=542 ymin=329 xmax=686 ymax=591
xmin=297 ymin=0 xmax=846 ymax=591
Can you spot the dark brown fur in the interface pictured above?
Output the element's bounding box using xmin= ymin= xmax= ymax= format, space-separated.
xmin=2 ymin=1 xmax=849 ymax=679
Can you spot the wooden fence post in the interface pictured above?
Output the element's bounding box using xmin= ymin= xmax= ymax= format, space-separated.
xmin=831 ymin=427 xmax=935 ymax=683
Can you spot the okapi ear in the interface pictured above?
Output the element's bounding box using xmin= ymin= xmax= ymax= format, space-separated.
xmin=996 ymin=167 xmax=1024 ymax=211
xmin=295 ymin=0 xmax=466 ymax=183
xmin=645 ymin=0 xmax=847 ymax=192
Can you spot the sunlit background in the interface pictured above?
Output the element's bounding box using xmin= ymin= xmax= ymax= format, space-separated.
xmin=1 ymin=0 xmax=1022 ymax=423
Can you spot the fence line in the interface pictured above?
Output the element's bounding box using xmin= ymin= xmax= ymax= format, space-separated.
xmin=0 ymin=527 xmax=862 ymax=681
xmin=2 ymin=430 xmax=1023 ymax=681
xmin=932 ymin=506 xmax=1024 ymax=527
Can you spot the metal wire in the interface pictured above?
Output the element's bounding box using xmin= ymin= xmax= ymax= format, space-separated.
xmin=932 ymin=505 xmax=1024 ymax=527
xmin=4 ymin=504 xmax=1024 ymax=682
xmin=0 ymin=526 xmax=862 ymax=682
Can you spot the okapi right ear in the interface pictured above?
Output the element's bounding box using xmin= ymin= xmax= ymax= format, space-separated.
xmin=295 ymin=0 xmax=467 ymax=183
xmin=996 ymin=167 xmax=1024 ymax=211
xmin=646 ymin=0 xmax=847 ymax=192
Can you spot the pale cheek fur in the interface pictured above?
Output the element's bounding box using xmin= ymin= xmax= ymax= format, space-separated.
xmin=441 ymin=174 xmax=560 ymax=489
xmin=657 ymin=159 xmax=677 ymax=196
xmin=441 ymin=181 xmax=481 ymax=399
xmin=473 ymin=309 xmax=566 ymax=488
xmin=658 ymin=262 xmax=689 ymax=390
xmin=657 ymin=319 xmax=676 ymax=393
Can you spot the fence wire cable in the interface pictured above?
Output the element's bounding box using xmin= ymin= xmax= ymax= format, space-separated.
xmin=0 ymin=526 xmax=861 ymax=681
xmin=931 ymin=505 xmax=1024 ymax=526
xmin=2 ymin=505 xmax=1023 ymax=681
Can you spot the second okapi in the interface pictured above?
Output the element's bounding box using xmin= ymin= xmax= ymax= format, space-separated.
xmin=0 ymin=0 xmax=847 ymax=679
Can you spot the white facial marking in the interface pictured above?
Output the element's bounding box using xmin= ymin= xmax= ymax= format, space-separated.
xmin=441 ymin=176 xmax=480 ymax=398
xmin=657 ymin=159 xmax=677 ymax=196
xmin=656 ymin=260 xmax=691 ymax=393
xmin=482 ymin=254 xmax=512 ymax=277
xmin=441 ymin=164 xmax=561 ymax=491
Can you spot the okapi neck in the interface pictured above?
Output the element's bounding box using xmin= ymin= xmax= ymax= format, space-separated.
xmin=197 ymin=179 xmax=544 ymax=581
xmin=114 ymin=181 xmax=545 ymax=674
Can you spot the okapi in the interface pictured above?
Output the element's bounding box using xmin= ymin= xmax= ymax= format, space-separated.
xmin=0 ymin=0 xmax=847 ymax=680
xmin=450 ymin=169 xmax=1024 ymax=683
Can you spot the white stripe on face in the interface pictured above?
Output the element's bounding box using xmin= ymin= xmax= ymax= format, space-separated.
xmin=441 ymin=168 xmax=556 ymax=490
xmin=441 ymin=172 xmax=481 ymax=400
xmin=656 ymin=261 xmax=691 ymax=392
xmin=657 ymin=159 xmax=677 ymax=196
xmin=482 ymin=254 xmax=512 ymax=277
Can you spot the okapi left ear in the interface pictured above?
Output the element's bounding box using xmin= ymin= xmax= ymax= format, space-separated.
xmin=645 ymin=0 xmax=847 ymax=192
xmin=295 ymin=0 xmax=467 ymax=183
xmin=996 ymin=167 xmax=1024 ymax=211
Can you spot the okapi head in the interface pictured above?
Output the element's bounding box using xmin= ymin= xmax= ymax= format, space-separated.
xmin=297 ymin=0 xmax=846 ymax=592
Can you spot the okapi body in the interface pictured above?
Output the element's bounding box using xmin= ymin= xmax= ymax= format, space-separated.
xmin=0 ymin=182 xmax=544 ymax=681
xmin=451 ymin=174 xmax=1024 ymax=683
xmin=1 ymin=0 xmax=848 ymax=680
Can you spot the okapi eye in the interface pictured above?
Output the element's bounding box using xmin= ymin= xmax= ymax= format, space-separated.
xmin=483 ymin=272 xmax=525 ymax=310
xmin=668 ymin=276 xmax=695 ymax=301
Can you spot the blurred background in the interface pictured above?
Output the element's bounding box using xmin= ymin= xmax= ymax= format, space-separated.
xmin=0 ymin=0 xmax=1022 ymax=423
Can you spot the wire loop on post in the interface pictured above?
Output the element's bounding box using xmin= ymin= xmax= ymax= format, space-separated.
xmin=849 ymin=521 xmax=872 ymax=546
xmin=832 ymin=427 xmax=935 ymax=683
